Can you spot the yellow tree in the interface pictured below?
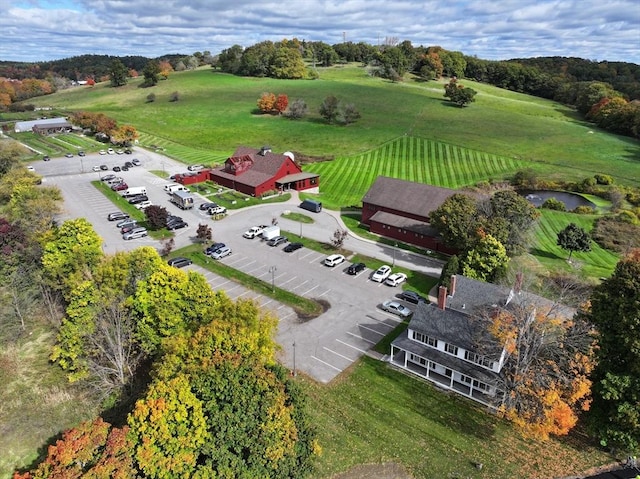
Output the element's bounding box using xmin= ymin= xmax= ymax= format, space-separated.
xmin=257 ymin=92 xmax=276 ymax=113
xmin=488 ymin=289 xmax=595 ymax=439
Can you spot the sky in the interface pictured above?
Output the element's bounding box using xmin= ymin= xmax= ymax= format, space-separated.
xmin=2 ymin=0 xmax=639 ymax=64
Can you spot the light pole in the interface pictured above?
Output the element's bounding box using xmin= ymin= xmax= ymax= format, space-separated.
xmin=392 ymin=243 xmax=398 ymax=267
xmin=293 ymin=341 xmax=297 ymax=377
xmin=269 ymin=266 xmax=277 ymax=292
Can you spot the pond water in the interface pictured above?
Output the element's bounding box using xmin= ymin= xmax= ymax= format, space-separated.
xmin=519 ymin=190 xmax=596 ymax=210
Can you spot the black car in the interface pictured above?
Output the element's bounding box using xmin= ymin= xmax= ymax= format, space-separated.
xmin=113 ymin=166 xmax=121 ymax=172
xmin=121 ymin=165 xmax=129 ymax=171
xmin=165 ymin=215 xmax=183 ymax=225
xmin=397 ymin=291 xmax=428 ymax=305
xmin=78 ymin=151 xmax=86 ymax=156
xmin=43 ymin=155 xmax=50 ymax=161
xmin=204 ymin=242 xmax=226 ymax=255
xmin=283 ymin=242 xmax=303 ymax=253
xmin=124 ymin=149 xmax=133 ymax=154
xmin=124 ymin=161 xmax=133 ymax=168
xmin=168 ymin=257 xmax=193 ymax=268
xmin=167 ymin=220 xmax=188 ymax=231
xmin=100 ymin=164 xmax=108 ymax=170
xmin=347 ymin=262 xmax=366 ymax=275
xmin=199 ymin=202 xmax=218 ymax=211
xmin=128 ymin=195 xmax=149 ymax=204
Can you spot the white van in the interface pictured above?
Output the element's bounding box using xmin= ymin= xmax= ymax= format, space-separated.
xmin=121 ymin=186 xmax=147 ymax=197
xmin=165 ymin=183 xmax=188 ymax=194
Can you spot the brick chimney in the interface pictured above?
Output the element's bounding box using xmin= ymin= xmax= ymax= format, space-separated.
xmin=449 ymin=275 xmax=457 ymax=297
xmin=437 ymin=285 xmax=448 ymax=310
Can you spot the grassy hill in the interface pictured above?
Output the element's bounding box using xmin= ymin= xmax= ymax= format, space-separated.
xmin=25 ymin=65 xmax=640 ymax=186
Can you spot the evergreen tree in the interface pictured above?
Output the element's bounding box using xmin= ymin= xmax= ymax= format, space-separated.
xmin=557 ymin=223 xmax=591 ymax=260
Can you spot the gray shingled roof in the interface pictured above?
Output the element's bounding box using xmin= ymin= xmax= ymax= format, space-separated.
xmin=362 ymin=176 xmax=461 ymax=218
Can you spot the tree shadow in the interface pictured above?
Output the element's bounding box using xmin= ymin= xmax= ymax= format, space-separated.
xmin=530 ymin=248 xmax=562 ymax=260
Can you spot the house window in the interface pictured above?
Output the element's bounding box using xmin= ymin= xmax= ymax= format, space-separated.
xmin=464 ymin=351 xmax=495 ymax=370
xmin=412 ymin=331 xmax=437 ymax=348
xmin=472 ymin=380 xmax=491 ymax=392
xmin=460 ymin=374 xmax=472 ymax=384
xmin=445 ymin=343 xmax=459 ymax=356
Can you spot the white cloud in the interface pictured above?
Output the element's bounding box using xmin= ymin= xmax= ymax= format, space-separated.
xmin=2 ymin=0 xmax=638 ymax=63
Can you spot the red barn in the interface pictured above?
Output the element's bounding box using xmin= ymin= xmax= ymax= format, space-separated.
xmin=209 ymin=146 xmax=319 ymax=197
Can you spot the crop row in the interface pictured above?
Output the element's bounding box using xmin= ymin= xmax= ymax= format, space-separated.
xmin=137 ymin=132 xmax=227 ymax=166
xmin=305 ymin=136 xmax=524 ymax=208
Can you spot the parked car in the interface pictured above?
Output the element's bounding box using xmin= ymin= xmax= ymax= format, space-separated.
xmin=124 ymin=161 xmax=133 ymax=168
xmin=165 ymin=215 xmax=183 ymax=225
xmin=106 ymin=177 xmax=123 ymax=186
xmin=107 ymin=148 xmax=115 ymax=154
xmin=120 ymin=224 xmax=138 ymax=234
xmin=347 ymin=262 xmax=366 ymax=275
xmin=113 ymin=166 xmax=121 ymax=172
xmin=65 ymin=153 xmax=73 ymax=158
xmin=134 ymin=201 xmax=153 ymax=210
xmin=116 ymin=149 xmax=124 ymax=155
xmin=210 ymin=246 xmax=232 ymax=260
xmin=128 ymin=195 xmax=148 ymax=204
xmin=131 ymin=158 xmax=141 ymax=166
xmin=167 ymin=220 xmax=188 ymax=230
xmin=284 ymin=242 xmax=303 ymax=253
xmin=78 ymin=151 xmax=86 ymax=156
xmin=116 ymin=218 xmax=137 ymax=228
xmin=204 ymin=242 xmax=226 ymax=255
xmin=209 ymin=205 xmax=227 ymax=215
xmin=101 ymin=174 xmax=116 ymax=181
xmin=187 ymin=164 xmax=204 ymax=171
xmin=100 ymin=164 xmax=108 ymax=170
xmin=168 ymin=257 xmax=192 ymax=268
xmin=385 ymin=272 xmax=407 ymax=287
xmin=267 ymin=235 xmax=288 ymax=247
xmin=124 ymin=149 xmax=133 ymax=154
xmin=371 ymin=265 xmax=392 ymax=282
xmin=381 ymin=301 xmax=412 ymax=318
xmin=324 ymin=254 xmax=345 ymax=267
xmin=199 ymin=202 xmax=218 ymax=211
xmin=92 ymin=165 xmax=102 ymax=172
xmin=26 ymin=165 xmax=35 ymax=172
xmin=108 ymin=211 xmax=129 ymax=221
xmin=122 ymin=227 xmax=148 ymax=240
xmin=43 ymin=155 xmax=50 ymax=161
xmin=111 ymin=182 xmax=128 ymax=191
xmin=99 ymin=150 xmax=107 ymax=155
xmin=397 ymin=291 xmax=428 ymax=304
xmin=243 ymin=225 xmax=267 ymax=239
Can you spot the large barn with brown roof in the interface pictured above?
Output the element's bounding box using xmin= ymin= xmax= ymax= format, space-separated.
xmin=361 ymin=176 xmax=469 ymax=253
xmin=208 ymin=146 xmax=319 ymax=197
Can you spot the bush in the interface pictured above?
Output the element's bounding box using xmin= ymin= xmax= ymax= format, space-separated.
xmin=146 ymin=93 xmax=156 ymax=103
xmin=572 ymin=206 xmax=595 ymax=214
xmin=617 ymin=210 xmax=639 ymax=224
xmin=592 ymin=216 xmax=640 ymax=253
xmin=541 ymin=198 xmax=566 ymax=211
xmin=286 ymin=98 xmax=308 ymax=120
xmin=594 ymin=174 xmax=614 ymax=185
xmin=512 ymin=169 xmax=538 ymax=188
xmin=169 ymin=91 xmax=180 ymax=102
xmin=626 ymin=192 xmax=640 ymax=206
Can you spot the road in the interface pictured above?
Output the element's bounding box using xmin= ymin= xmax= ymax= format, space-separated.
xmin=34 ymin=148 xmax=445 ymax=383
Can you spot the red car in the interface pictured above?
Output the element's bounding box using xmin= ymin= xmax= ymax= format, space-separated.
xmin=112 ymin=182 xmax=128 ymax=191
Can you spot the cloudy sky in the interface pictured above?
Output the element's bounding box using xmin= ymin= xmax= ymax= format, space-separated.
xmin=2 ymin=0 xmax=639 ymax=64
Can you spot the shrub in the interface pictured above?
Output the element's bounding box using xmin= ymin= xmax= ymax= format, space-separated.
xmin=594 ymin=174 xmax=614 ymax=185
xmin=541 ymin=198 xmax=566 ymax=211
xmin=617 ymin=210 xmax=639 ymax=224
xmin=286 ymin=98 xmax=308 ymax=120
xmin=572 ymin=206 xmax=595 ymax=214
xmin=592 ymin=216 xmax=640 ymax=253
xmin=626 ymin=191 xmax=640 ymax=206
xmin=512 ymin=169 xmax=538 ymax=188
xmin=169 ymin=91 xmax=180 ymax=102
xmin=146 ymin=93 xmax=156 ymax=103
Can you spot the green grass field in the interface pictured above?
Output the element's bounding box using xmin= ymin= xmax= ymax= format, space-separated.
xmin=22 ymin=65 xmax=640 ymax=186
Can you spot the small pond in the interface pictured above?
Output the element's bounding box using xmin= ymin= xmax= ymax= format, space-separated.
xmin=519 ymin=190 xmax=596 ymax=210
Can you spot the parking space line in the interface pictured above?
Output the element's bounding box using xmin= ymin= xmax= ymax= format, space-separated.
xmin=346 ymin=331 xmax=375 ymax=344
xmin=311 ymin=355 xmax=343 ymax=372
xmin=301 ymin=284 xmax=319 ymax=295
xmin=367 ymin=314 xmax=402 ymax=326
xmin=298 ymin=251 xmax=315 ymax=260
xmin=323 ymin=347 xmax=355 ymax=363
xmin=358 ymin=324 xmax=386 ymax=336
xmin=336 ymin=339 xmax=368 ymax=354
xmin=278 ymin=276 xmax=298 ymax=287
xmin=290 ymin=279 xmax=308 ymax=291
xmin=317 ymin=288 xmax=331 ymax=297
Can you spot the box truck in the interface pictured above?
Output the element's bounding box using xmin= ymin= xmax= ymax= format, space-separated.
xmin=121 ymin=186 xmax=147 ymax=197
xmin=170 ymin=190 xmax=194 ymax=209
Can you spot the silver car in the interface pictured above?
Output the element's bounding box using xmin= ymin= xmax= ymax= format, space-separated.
xmin=122 ymin=227 xmax=148 ymax=240
xmin=381 ymin=300 xmax=412 ymax=318
xmin=210 ymin=246 xmax=232 ymax=260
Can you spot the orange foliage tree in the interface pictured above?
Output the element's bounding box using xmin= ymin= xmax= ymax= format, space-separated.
xmin=257 ymin=92 xmax=276 ymax=113
xmin=275 ymin=94 xmax=289 ymax=114
xmin=158 ymin=60 xmax=173 ymax=79
xmin=487 ymin=283 xmax=595 ymax=439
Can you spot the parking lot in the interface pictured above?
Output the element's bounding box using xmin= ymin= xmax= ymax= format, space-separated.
xmin=35 ymin=149 xmax=443 ymax=383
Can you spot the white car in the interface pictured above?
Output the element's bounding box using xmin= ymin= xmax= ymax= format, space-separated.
xmin=134 ymin=201 xmax=153 ymax=210
xmin=324 ymin=254 xmax=345 ymax=267
xmin=187 ymin=164 xmax=204 ymax=171
xmin=243 ymin=226 xmax=266 ymax=239
xmin=27 ymin=166 xmax=35 ymax=172
xmin=371 ymin=265 xmax=392 ymax=282
xmin=385 ymin=272 xmax=407 ymax=287
xmin=107 ymin=148 xmax=115 ymax=154
xmin=99 ymin=149 xmax=107 ymax=155
xmin=92 ymin=165 xmax=101 ymax=171
xmin=209 ymin=205 xmax=227 ymax=215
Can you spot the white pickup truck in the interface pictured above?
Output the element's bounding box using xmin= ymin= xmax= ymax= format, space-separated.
xmin=243 ymin=225 xmax=268 ymax=239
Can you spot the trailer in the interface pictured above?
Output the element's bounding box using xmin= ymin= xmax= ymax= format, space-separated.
xmin=121 ymin=186 xmax=147 ymax=197
xmin=170 ymin=190 xmax=194 ymax=209
xmin=261 ymin=225 xmax=280 ymax=241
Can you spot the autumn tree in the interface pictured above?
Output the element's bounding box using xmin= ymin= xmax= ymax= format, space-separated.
xmin=275 ymin=93 xmax=289 ymax=114
xmin=110 ymin=124 xmax=138 ymax=145
xmin=257 ymin=92 xmax=276 ymax=112
xmin=557 ymin=223 xmax=591 ymax=261
xmin=158 ymin=60 xmax=173 ymax=79
xmin=144 ymin=204 xmax=168 ymax=230
xmin=196 ymin=223 xmax=212 ymax=243
xmin=487 ymin=277 xmax=595 ymax=439
xmin=578 ymin=249 xmax=640 ymax=451
xmin=461 ymin=233 xmax=508 ymax=282
xmin=330 ymin=228 xmax=348 ymax=249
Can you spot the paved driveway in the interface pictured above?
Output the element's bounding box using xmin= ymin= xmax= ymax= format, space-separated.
xmin=35 ymin=149 xmax=443 ymax=383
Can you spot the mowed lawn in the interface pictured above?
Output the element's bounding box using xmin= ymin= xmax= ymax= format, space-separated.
xmin=305 ymin=357 xmax=612 ymax=479
xmin=26 ymin=65 xmax=640 ymax=187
